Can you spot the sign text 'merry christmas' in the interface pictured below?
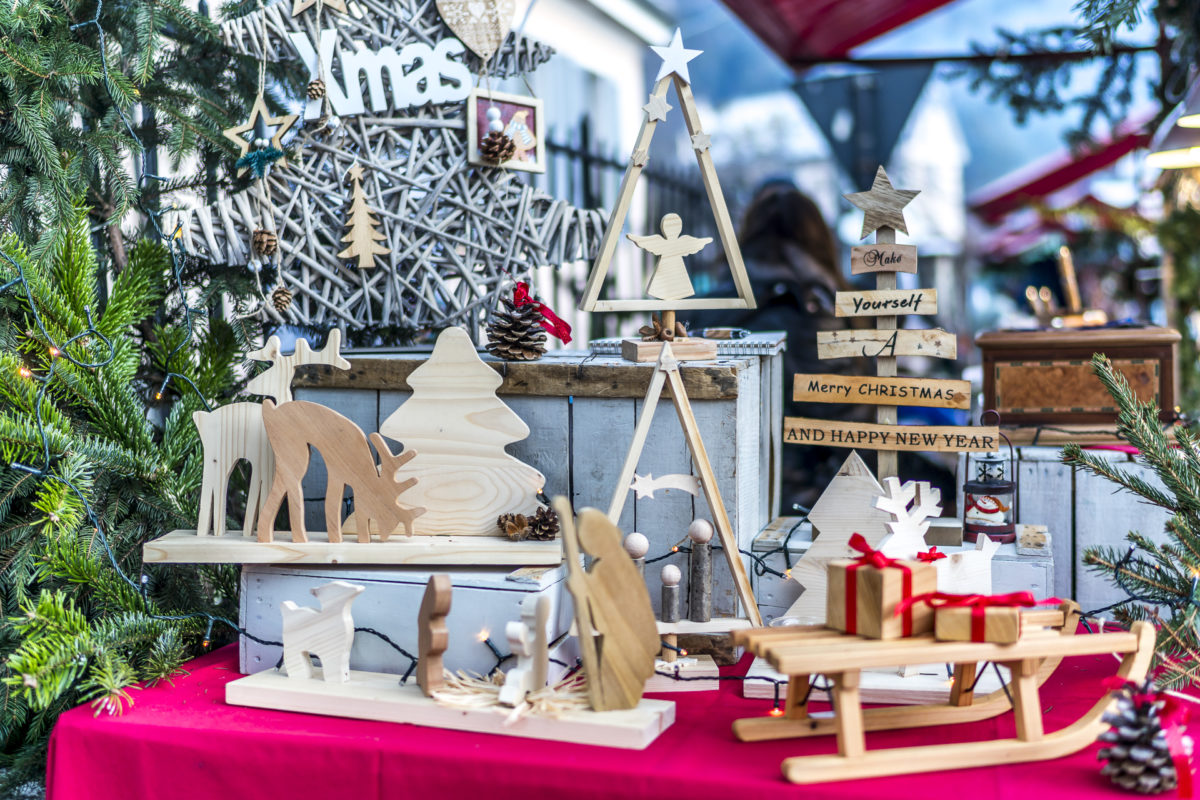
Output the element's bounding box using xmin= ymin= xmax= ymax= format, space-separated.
xmin=792 ymin=374 xmax=971 ymax=409
xmin=782 ymin=418 xmax=999 ymax=452
xmin=289 ymin=29 xmax=472 ymax=119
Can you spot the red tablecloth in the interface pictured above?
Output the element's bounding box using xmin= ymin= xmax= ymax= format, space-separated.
xmin=48 ymin=645 xmax=1139 ymax=800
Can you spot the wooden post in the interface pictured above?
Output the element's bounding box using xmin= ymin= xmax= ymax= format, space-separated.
xmin=875 ymin=226 xmax=898 ymax=482
xmin=687 ymin=519 xmax=713 ymax=623
xmin=661 ymin=564 xmax=681 ymax=623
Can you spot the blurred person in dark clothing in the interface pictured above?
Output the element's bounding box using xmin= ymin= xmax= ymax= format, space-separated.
xmin=685 ymin=181 xmax=870 ymax=510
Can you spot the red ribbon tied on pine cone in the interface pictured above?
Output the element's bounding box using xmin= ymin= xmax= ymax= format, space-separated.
xmin=513 ymin=282 xmax=572 ymax=344
xmin=1101 ymin=677 xmax=1194 ymax=798
xmin=917 ymin=547 xmax=947 ymax=563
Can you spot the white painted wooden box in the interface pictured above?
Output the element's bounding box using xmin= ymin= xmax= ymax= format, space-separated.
xmin=290 ymin=333 xmax=785 ymax=620
xmin=748 ymin=518 xmax=1055 ymax=625
xmin=958 ymin=446 xmax=1173 ymax=616
xmin=239 ymin=564 xmax=569 ymax=676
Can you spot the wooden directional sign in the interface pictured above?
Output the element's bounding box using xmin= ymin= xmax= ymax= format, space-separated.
xmin=793 ymin=374 xmax=970 ymax=410
xmin=817 ymin=329 xmax=956 ymax=360
xmin=784 ymin=418 xmax=1000 ymax=452
xmin=836 ymin=288 xmax=937 ymax=318
xmin=850 ymin=244 xmax=918 ymax=275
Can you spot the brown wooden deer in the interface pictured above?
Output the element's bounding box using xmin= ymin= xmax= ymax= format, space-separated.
xmin=257 ymin=399 xmax=426 ymax=543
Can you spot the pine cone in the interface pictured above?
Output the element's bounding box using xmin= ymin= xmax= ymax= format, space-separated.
xmin=307 ymin=78 xmax=327 ymax=100
xmin=486 ymin=299 xmax=547 ymax=361
xmin=271 ymin=285 xmax=293 ymax=313
xmin=480 ymin=130 xmax=516 ymax=164
xmin=1097 ymin=678 xmax=1178 ymax=794
xmin=251 ymin=228 xmax=278 ymax=258
xmin=528 ymin=506 xmax=559 ymax=541
xmin=638 ymin=313 xmax=688 ymax=342
xmin=498 ymin=513 xmax=530 ymax=541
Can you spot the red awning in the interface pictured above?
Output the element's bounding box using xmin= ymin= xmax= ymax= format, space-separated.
xmin=723 ymin=0 xmax=959 ymax=62
xmin=970 ymin=118 xmax=1153 ymax=222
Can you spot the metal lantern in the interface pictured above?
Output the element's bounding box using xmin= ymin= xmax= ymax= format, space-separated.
xmin=963 ymin=450 xmax=1016 ymax=543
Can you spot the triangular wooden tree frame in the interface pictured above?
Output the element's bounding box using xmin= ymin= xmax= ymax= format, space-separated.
xmin=606 ymin=342 xmax=763 ymax=626
xmin=578 ymin=73 xmax=756 ymax=313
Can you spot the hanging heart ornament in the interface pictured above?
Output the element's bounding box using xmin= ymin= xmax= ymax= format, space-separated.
xmin=436 ymin=0 xmax=516 ymax=62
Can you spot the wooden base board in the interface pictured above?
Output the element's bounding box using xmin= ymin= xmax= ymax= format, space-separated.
xmin=741 ymin=656 xmax=1007 ymax=705
xmin=645 ymin=654 xmax=719 ymax=693
xmin=621 ymin=338 xmax=718 ymax=362
xmin=226 ymin=667 xmax=675 ymax=749
xmin=145 ymin=530 xmax=563 ymax=566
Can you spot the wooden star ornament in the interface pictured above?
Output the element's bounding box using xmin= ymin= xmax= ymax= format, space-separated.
xmin=651 ymin=28 xmax=702 ymax=84
xmin=223 ymin=94 xmax=299 ymax=178
xmin=642 ymin=94 xmax=672 ymax=122
xmin=844 ymin=166 xmax=919 ymax=239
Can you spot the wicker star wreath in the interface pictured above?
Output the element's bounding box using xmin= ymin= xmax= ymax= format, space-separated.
xmin=174 ymin=0 xmax=603 ymax=339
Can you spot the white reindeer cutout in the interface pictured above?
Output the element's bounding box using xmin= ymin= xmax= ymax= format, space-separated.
xmin=192 ymin=330 xmax=350 ymax=536
xmin=281 ymin=580 xmax=363 ymax=683
xmin=936 ymin=534 xmax=1001 ymax=594
xmin=876 ymin=477 xmax=943 ymax=559
xmin=498 ymin=594 xmax=551 ymax=707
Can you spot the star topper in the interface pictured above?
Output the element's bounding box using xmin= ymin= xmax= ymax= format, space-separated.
xmin=223 ymin=94 xmax=299 ymax=178
xmin=651 ymin=28 xmax=702 ymax=85
xmin=844 ymin=166 xmax=920 ymax=239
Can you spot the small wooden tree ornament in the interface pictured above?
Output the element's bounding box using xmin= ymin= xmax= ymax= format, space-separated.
xmin=556 ymin=497 xmax=661 ymax=711
xmin=417 ymin=574 xmax=452 ymax=696
xmin=378 ymin=327 xmax=545 ymax=536
xmin=257 ymin=399 xmax=426 ymax=543
xmin=338 ymin=165 xmax=390 ymax=270
xmin=498 ymin=594 xmax=550 ymax=707
xmin=281 ymin=581 xmax=364 ymax=683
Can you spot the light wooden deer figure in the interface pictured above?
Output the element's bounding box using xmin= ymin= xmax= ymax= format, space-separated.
xmin=257 ymin=399 xmax=426 ymax=543
xmin=281 ymin=580 xmax=363 ymax=683
xmin=193 ymin=331 xmax=350 ymax=536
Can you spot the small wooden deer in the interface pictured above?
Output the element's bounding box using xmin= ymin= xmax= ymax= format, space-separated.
xmin=281 ymin=581 xmax=363 ymax=683
xmin=257 ymin=399 xmax=426 ymax=543
xmin=246 ymin=329 xmax=351 ymax=403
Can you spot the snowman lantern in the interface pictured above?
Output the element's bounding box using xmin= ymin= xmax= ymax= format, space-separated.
xmin=963 ymin=449 xmax=1017 ymax=543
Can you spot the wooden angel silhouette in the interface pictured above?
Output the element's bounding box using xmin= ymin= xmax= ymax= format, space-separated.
xmin=627 ymin=213 xmax=712 ymax=301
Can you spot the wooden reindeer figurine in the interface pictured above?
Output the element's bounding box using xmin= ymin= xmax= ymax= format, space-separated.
xmin=193 ymin=331 xmax=350 ymax=537
xmin=498 ymin=594 xmax=551 ymax=707
xmin=257 ymin=399 xmax=426 ymax=543
xmin=281 ymin=580 xmax=363 ymax=683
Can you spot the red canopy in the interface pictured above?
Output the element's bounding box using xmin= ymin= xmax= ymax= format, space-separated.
xmin=723 ymin=0 xmax=958 ymax=62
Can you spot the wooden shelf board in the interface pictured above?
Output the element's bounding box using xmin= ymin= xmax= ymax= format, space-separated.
xmin=656 ymin=617 xmax=752 ymax=635
xmin=144 ymin=530 xmax=563 ymax=566
xmin=226 ymin=668 xmax=674 ymax=749
xmin=645 ymin=654 xmax=720 ymax=693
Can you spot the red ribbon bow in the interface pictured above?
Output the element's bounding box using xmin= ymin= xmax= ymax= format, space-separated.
xmin=513 ymin=282 xmax=572 ymax=344
xmin=848 ymin=532 xmax=898 ymax=569
xmin=894 ymin=591 xmax=1062 ymax=642
xmin=1102 ymin=678 xmax=1193 ymax=798
xmin=917 ymin=547 xmax=946 ymax=563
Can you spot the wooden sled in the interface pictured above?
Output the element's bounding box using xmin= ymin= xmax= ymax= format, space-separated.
xmin=731 ymin=602 xmax=1156 ymax=783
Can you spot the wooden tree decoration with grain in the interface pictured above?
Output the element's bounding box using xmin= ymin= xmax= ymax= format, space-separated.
xmin=338 ymin=165 xmax=389 ymax=270
xmin=782 ymin=451 xmax=892 ymax=623
xmin=785 ymin=166 xmax=1001 ymax=482
xmin=172 ymin=0 xmax=603 ymax=336
xmin=555 ymin=497 xmax=660 ymax=712
xmin=379 ymin=327 xmax=544 ymax=536
xmin=577 ymin=28 xmax=754 ymax=359
xmin=607 ymin=341 xmax=763 ymax=627
xmin=258 ymin=399 xmax=425 ymax=543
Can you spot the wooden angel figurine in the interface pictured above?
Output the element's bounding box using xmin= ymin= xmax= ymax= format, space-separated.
xmin=628 ymin=213 xmax=712 ymax=301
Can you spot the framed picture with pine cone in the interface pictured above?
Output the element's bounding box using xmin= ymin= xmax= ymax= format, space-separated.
xmin=466 ymin=88 xmax=546 ymax=173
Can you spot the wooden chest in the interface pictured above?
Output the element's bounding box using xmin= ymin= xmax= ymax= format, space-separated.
xmin=976 ymin=327 xmax=1180 ymax=425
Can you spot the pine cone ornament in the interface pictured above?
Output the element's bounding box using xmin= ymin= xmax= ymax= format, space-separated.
xmin=480 ymin=130 xmax=517 ymax=164
xmin=307 ymin=78 xmax=327 ymax=100
xmin=639 ymin=313 xmax=688 ymax=342
xmin=498 ymin=513 xmax=530 ymax=541
xmin=528 ymin=506 xmax=559 ymax=541
xmin=486 ymin=300 xmax=547 ymax=361
xmin=1097 ymin=678 xmax=1181 ymax=794
xmin=251 ymin=228 xmax=279 ymax=258
xmin=271 ymin=285 xmax=293 ymax=313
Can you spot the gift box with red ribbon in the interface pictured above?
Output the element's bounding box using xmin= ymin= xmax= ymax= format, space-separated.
xmin=825 ymin=533 xmax=937 ymax=639
xmin=895 ymin=591 xmax=1062 ymax=644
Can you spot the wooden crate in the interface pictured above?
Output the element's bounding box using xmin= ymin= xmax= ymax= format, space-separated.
xmin=239 ymin=564 xmax=570 ymax=676
xmin=976 ymin=327 xmax=1179 ymax=426
xmin=290 ymin=333 xmax=785 ymax=620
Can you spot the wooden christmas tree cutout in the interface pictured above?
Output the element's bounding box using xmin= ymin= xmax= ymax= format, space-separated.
xmin=577 ymin=29 xmax=754 ymax=317
xmin=781 ymin=451 xmax=891 ymax=624
xmin=338 ymin=165 xmax=390 ymax=269
xmin=606 ymin=342 xmax=763 ymax=627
